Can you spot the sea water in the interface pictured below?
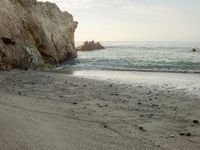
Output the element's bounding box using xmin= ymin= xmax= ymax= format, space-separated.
xmin=59 ymin=41 xmax=200 ymax=73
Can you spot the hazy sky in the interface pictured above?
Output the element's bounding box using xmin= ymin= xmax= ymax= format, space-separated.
xmin=39 ymin=0 xmax=200 ymax=41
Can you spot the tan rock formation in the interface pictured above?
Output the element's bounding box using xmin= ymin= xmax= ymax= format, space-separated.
xmin=0 ymin=0 xmax=77 ymax=70
xmin=77 ymin=41 xmax=105 ymax=51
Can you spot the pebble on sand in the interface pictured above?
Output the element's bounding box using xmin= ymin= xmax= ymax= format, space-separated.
xmin=179 ymin=132 xmax=192 ymax=137
xmin=193 ymin=120 xmax=199 ymax=124
xmin=139 ymin=126 xmax=146 ymax=132
xmin=72 ymin=102 xmax=78 ymax=105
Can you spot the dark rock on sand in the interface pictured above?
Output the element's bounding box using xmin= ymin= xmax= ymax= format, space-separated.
xmin=179 ymin=132 xmax=192 ymax=137
xmin=179 ymin=133 xmax=185 ymax=136
xmin=139 ymin=126 xmax=146 ymax=132
xmin=186 ymin=132 xmax=192 ymax=137
xmin=104 ymin=125 xmax=107 ymax=128
xmin=72 ymin=102 xmax=78 ymax=105
xmin=193 ymin=120 xmax=199 ymax=124
xmin=77 ymin=41 xmax=105 ymax=51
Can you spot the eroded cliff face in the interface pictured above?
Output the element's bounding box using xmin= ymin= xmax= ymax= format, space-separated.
xmin=0 ymin=0 xmax=77 ymax=70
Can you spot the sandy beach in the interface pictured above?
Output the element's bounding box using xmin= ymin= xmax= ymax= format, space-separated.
xmin=0 ymin=70 xmax=200 ymax=150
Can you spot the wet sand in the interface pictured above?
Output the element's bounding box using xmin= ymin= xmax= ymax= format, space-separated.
xmin=0 ymin=70 xmax=200 ymax=150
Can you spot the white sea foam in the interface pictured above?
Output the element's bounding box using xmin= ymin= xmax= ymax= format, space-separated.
xmin=73 ymin=70 xmax=200 ymax=97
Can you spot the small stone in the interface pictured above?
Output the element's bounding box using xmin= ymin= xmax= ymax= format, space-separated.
xmin=193 ymin=120 xmax=199 ymax=124
xmin=152 ymin=104 xmax=158 ymax=107
xmin=179 ymin=133 xmax=185 ymax=136
xmin=103 ymin=124 xmax=107 ymax=128
xmin=139 ymin=126 xmax=146 ymax=131
xmin=170 ymin=134 xmax=175 ymax=138
xmin=146 ymin=91 xmax=151 ymax=95
xmin=179 ymin=132 xmax=192 ymax=137
xmin=72 ymin=102 xmax=78 ymax=105
xmin=186 ymin=132 xmax=192 ymax=137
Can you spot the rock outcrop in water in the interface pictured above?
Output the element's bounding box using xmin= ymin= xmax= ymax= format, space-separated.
xmin=192 ymin=48 xmax=197 ymax=52
xmin=77 ymin=41 xmax=105 ymax=51
xmin=0 ymin=0 xmax=78 ymax=70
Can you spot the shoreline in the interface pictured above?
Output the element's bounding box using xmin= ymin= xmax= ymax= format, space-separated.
xmin=56 ymin=69 xmax=200 ymax=97
xmin=0 ymin=70 xmax=200 ymax=150
xmin=55 ymin=66 xmax=200 ymax=75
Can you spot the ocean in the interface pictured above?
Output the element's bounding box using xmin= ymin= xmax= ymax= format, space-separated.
xmin=58 ymin=41 xmax=200 ymax=73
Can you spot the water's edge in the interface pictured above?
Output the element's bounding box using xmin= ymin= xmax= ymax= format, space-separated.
xmin=59 ymin=41 xmax=200 ymax=73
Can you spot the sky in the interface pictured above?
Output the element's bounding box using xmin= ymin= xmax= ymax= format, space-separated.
xmin=39 ymin=0 xmax=200 ymax=41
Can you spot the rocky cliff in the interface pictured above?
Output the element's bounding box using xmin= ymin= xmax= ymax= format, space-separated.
xmin=0 ymin=0 xmax=78 ymax=70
